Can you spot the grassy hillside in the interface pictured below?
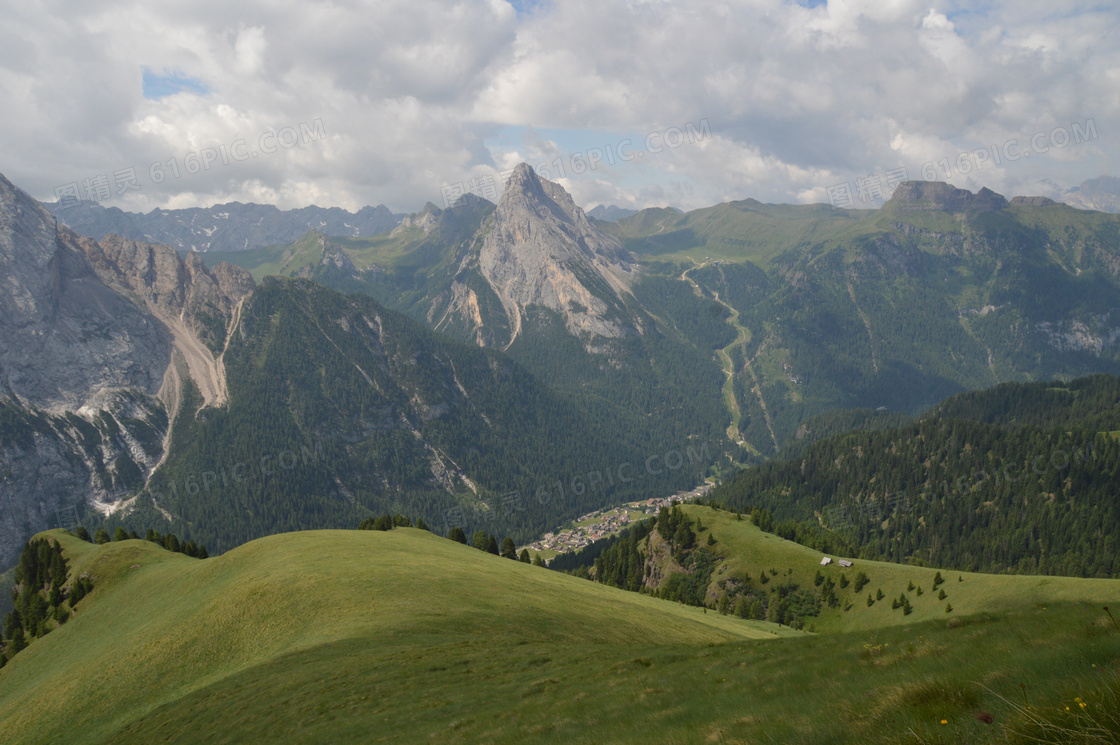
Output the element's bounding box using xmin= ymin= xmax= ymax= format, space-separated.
xmin=3 ymin=524 xmax=1118 ymax=744
xmin=687 ymin=505 xmax=1120 ymax=633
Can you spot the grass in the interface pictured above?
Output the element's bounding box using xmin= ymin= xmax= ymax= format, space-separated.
xmin=690 ymin=505 xmax=1120 ymax=633
xmin=1 ymin=523 xmax=1117 ymax=744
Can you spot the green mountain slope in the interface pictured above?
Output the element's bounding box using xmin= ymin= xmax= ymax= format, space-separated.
xmin=2 ymin=527 xmax=1117 ymax=744
xmin=707 ymin=374 xmax=1120 ymax=577
xmin=123 ymin=277 xmax=710 ymax=553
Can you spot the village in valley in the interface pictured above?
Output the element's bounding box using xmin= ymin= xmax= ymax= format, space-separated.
xmin=523 ymin=484 xmax=712 ymax=559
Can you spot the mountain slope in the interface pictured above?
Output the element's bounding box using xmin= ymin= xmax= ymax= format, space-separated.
xmin=651 ymin=182 xmax=1120 ymax=454
xmin=0 ymin=172 xmax=251 ymax=563
xmin=707 ymin=373 xmax=1120 ymax=577
xmin=136 ymin=277 xmax=706 ymax=552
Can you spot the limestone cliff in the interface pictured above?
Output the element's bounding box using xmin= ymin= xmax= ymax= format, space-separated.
xmin=440 ymin=163 xmax=638 ymax=349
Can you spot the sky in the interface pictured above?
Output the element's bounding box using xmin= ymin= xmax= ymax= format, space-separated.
xmin=0 ymin=0 xmax=1116 ymax=215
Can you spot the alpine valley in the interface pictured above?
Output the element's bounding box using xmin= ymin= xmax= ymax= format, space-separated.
xmin=3 ymin=162 xmax=1120 ymax=744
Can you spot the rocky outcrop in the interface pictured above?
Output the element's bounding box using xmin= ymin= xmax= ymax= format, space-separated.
xmin=887 ymin=181 xmax=1009 ymax=212
xmin=466 ymin=163 xmax=637 ymax=347
xmin=78 ymin=233 xmax=255 ymax=408
xmin=1009 ymin=196 xmax=1059 ymax=208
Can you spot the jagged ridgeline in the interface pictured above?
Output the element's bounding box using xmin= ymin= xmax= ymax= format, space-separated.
xmin=708 ymin=373 xmax=1120 ymax=577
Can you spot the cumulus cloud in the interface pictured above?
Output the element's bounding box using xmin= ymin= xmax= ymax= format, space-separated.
xmin=0 ymin=0 xmax=1115 ymax=213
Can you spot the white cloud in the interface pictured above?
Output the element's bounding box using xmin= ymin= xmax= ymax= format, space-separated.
xmin=0 ymin=0 xmax=1116 ymax=214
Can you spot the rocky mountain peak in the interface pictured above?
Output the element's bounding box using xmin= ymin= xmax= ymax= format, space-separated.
xmin=468 ymin=163 xmax=636 ymax=348
xmin=887 ymin=181 xmax=1009 ymax=212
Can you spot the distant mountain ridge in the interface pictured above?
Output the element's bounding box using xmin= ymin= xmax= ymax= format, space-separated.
xmin=587 ymin=204 xmax=639 ymax=222
xmin=1060 ymin=176 xmax=1120 ymax=213
xmin=45 ymin=199 xmax=405 ymax=253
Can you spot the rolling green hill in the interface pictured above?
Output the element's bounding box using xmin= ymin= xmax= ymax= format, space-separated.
xmin=2 ymin=525 xmax=1118 ymax=744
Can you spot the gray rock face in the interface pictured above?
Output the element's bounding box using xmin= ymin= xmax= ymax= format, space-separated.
xmin=0 ymin=172 xmax=171 ymax=413
xmin=46 ymin=199 xmax=405 ymax=252
xmin=888 ymin=181 xmax=1009 ymax=212
xmin=1 ymin=170 xmax=256 ymax=562
xmin=470 ymin=163 xmax=637 ymax=347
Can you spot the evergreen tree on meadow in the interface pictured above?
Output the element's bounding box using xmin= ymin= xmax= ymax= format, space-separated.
xmin=501 ymin=537 xmax=517 ymax=559
xmin=448 ymin=527 xmax=467 ymax=544
xmin=472 ymin=530 xmax=489 ymax=551
xmin=113 ymin=527 xmax=129 ymax=542
xmin=94 ymin=529 xmax=110 ymax=545
xmin=486 ymin=536 xmax=499 ymax=555
xmin=519 ymin=549 xmax=531 ymax=563
xmin=75 ymin=527 xmax=91 ymax=542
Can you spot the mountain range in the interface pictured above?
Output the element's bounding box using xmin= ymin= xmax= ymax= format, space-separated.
xmin=211 ymin=173 xmax=1120 ymax=459
xmin=46 ymin=199 xmax=404 ymax=253
xmin=5 ymin=164 xmax=1120 ymax=563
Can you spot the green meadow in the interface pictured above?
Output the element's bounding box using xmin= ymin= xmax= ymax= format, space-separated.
xmin=1 ymin=516 xmax=1117 ymax=745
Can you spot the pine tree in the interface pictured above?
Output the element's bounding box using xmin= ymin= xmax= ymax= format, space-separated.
xmin=876 ymin=588 xmax=885 ymax=600
xmin=532 ymin=555 xmax=545 ymax=567
xmin=945 ymin=603 xmax=953 ymax=613
xmin=500 ymin=537 xmax=517 ymax=559
xmin=518 ymin=549 xmax=531 ymax=563
xmin=867 ymin=593 xmax=874 ymax=606
xmin=938 ymin=588 xmax=947 ymax=600
xmin=8 ymin=626 xmax=27 ymax=655
xmin=706 ymin=533 xmax=716 ymax=546
xmin=75 ymin=527 xmax=91 ymax=542
xmin=448 ymin=527 xmax=467 ymax=544
xmin=416 ymin=518 xmax=429 ymax=532
xmin=113 ymin=527 xmax=129 ymax=542
xmin=486 ymin=536 xmax=499 ymax=555
xmin=472 ymin=530 xmax=489 ymax=551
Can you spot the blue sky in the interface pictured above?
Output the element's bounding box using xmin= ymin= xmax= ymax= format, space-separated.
xmin=141 ymin=69 xmax=210 ymax=99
